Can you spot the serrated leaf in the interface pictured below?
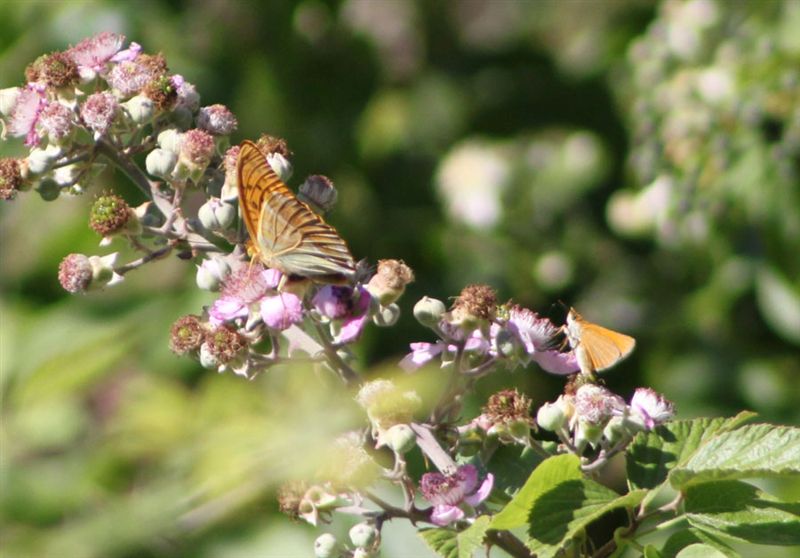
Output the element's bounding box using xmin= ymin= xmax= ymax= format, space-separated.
xmin=420 ymin=528 xmax=458 ymax=558
xmin=626 ymin=412 xmax=757 ymax=490
xmin=525 ymin=480 xmax=646 ymax=558
xmin=662 ymin=528 xmax=739 ymax=558
xmin=675 ymin=543 xmax=729 ymax=558
xmin=684 ymin=480 xmax=800 ymax=545
xmin=489 ymin=445 xmax=546 ymax=501
xmin=419 ymin=518 xmax=491 ymax=558
xmin=490 ymin=454 xmax=581 ymax=531
xmin=670 ymin=425 xmax=800 ymax=488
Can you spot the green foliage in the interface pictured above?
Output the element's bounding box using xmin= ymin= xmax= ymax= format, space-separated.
xmin=419 ymin=516 xmax=490 ymax=558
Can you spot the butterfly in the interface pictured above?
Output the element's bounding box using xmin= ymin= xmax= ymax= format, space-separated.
xmin=236 ymin=140 xmax=356 ymax=284
xmin=563 ymin=307 xmax=636 ymax=376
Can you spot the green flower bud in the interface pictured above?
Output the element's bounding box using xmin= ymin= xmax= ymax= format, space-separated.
xmin=36 ymin=177 xmax=61 ymax=201
xmin=314 ymin=534 xmax=341 ymax=558
xmin=385 ymin=423 xmax=416 ymax=454
xmin=123 ymin=94 xmax=155 ymax=124
xmin=349 ymin=522 xmax=378 ymax=549
xmin=196 ymin=256 xmax=231 ymax=291
xmin=267 ymin=152 xmax=292 ymax=182
xmin=198 ymin=197 xmax=236 ymax=231
xmin=602 ymin=416 xmax=629 ymax=446
xmin=536 ymin=397 xmax=569 ymax=432
xmin=157 ymin=128 xmax=182 ymax=153
xmin=413 ymin=296 xmax=446 ymax=328
xmin=145 ymin=148 xmax=177 ymax=178
xmin=372 ymin=303 xmax=400 ymax=327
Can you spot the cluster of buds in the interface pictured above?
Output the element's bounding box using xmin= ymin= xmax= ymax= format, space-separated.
xmin=538 ymin=384 xmax=675 ymax=459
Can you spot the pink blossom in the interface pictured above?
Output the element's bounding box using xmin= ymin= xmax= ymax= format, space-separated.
xmin=8 ymin=86 xmax=46 ymax=146
xmin=260 ymin=293 xmax=304 ymax=330
xmin=38 ymin=102 xmax=75 ymax=142
xmin=110 ymin=41 xmax=142 ymax=63
xmin=314 ymin=285 xmax=372 ymax=344
xmin=68 ymin=32 xmax=126 ymax=78
xmin=399 ymin=341 xmax=448 ymax=371
xmin=420 ymin=464 xmax=494 ymax=526
xmin=80 ymin=91 xmax=118 ymax=136
xmin=629 ymin=388 xmax=674 ymax=430
xmin=532 ymin=350 xmax=580 ymax=375
xmin=208 ymin=266 xmax=281 ymax=326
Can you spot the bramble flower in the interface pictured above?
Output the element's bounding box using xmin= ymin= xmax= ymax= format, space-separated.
xmin=260 ymin=292 xmax=304 ymax=331
xmin=80 ymin=91 xmax=118 ymax=137
xmin=420 ymin=464 xmax=494 ymax=526
xmin=208 ymin=265 xmax=281 ymax=326
xmin=57 ymin=252 xmax=123 ymax=293
xmin=197 ymin=104 xmax=238 ymax=136
xmin=143 ymin=74 xmax=178 ymax=111
xmin=37 ymin=101 xmax=75 ymax=143
xmin=67 ymin=32 xmax=127 ymax=80
xmin=176 ymin=128 xmax=215 ymax=181
xmin=172 ymin=75 xmax=200 ymax=112
xmin=0 ymin=158 xmax=24 ymax=201
xmin=629 ymin=387 xmax=675 ymax=430
xmin=366 ymin=259 xmax=414 ymax=306
xmin=474 ymin=388 xmax=535 ymax=444
xmin=8 ymin=86 xmax=46 ymax=146
xmin=573 ymin=384 xmax=625 ymax=426
xmin=203 ymin=324 xmax=246 ymax=364
xmin=313 ymin=285 xmax=372 ymax=343
xmin=169 ymin=315 xmax=206 ymax=355
xmin=506 ymin=305 xmax=580 ymax=375
xmin=25 ymin=51 xmax=78 ymax=89
xmin=448 ymin=283 xmax=496 ymax=330
xmin=107 ymin=53 xmax=166 ymax=98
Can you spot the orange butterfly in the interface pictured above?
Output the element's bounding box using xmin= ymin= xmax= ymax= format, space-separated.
xmin=564 ymin=307 xmax=635 ymax=376
xmin=236 ymin=140 xmax=356 ymax=284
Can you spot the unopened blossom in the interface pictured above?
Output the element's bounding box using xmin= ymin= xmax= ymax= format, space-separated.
xmin=25 ymin=51 xmax=78 ymax=89
xmin=629 ymin=388 xmax=675 ymax=430
xmin=0 ymin=158 xmax=24 ymax=201
xmin=197 ymin=104 xmax=238 ymax=135
xmin=298 ymin=174 xmax=337 ymax=212
xmin=420 ymin=464 xmax=494 ymax=526
xmin=208 ymin=266 xmax=281 ymax=325
xmin=366 ymin=259 xmax=414 ymax=305
xmin=413 ymin=296 xmax=446 ymax=327
xmin=8 ymin=86 xmax=46 ymax=146
xmin=536 ymin=394 xmax=574 ymax=433
xmin=38 ymin=102 xmax=75 ymax=143
xmin=195 ymin=256 xmax=231 ymax=291
xmin=67 ymin=32 xmax=126 ymax=79
xmin=80 ymin=91 xmax=118 ymax=136
xmin=257 ymin=134 xmax=293 ymax=180
xmin=169 ymin=314 xmax=206 ymax=355
xmin=260 ymin=292 xmax=304 ymax=330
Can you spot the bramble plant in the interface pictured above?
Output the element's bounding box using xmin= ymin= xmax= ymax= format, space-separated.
xmin=2 ymin=32 xmax=799 ymax=558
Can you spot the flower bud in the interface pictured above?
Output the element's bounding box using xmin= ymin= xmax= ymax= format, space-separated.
xmin=372 ymin=303 xmax=400 ymax=327
xmin=352 ymin=549 xmax=372 ymax=558
xmin=0 ymin=87 xmax=21 ymax=117
xmin=255 ymin=135 xmax=293 ymax=180
xmin=157 ymin=128 xmax=182 ymax=153
xmin=267 ymin=152 xmax=292 ymax=182
xmin=385 ymin=423 xmax=416 ymax=454
xmin=349 ymin=522 xmax=378 ymax=549
xmin=494 ymin=327 xmax=518 ymax=359
xmin=199 ymin=343 xmax=220 ymax=369
xmin=122 ymin=94 xmax=154 ymax=124
xmin=536 ymin=395 xmax=571 ymax=432
xmin=602 ymin=416 xmax=628 ymax=446
xmin=366 ymin=259 xmax=414 ymax=305
xmin=26 ymin=144 xmax=63 ymax=175
xmin=58 ymin=253 xmax=93 ymax=293
xmin=413 ymin=296 xmax=446 ymax=328
xmin=198 ymin=197 xmax=236 ymax=231
xmin=298 ymin=174 xmax=338 ymax=213
xmin=574 ymin=420 xmax=604 ymax=450
xmin=314 ymin=534 xmax=341 ymax=558
xmin=145 ymin=148 xmax=177 ymax=178
xmin=196 ymin=256 xmax=231 ymax=291
xmin=36 ymin=177 xmax=61 ymax=201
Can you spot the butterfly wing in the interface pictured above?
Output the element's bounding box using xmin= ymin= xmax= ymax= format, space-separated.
xmin=237 ymin=141 xmax=356 ymax=280
xmin=579 ymin=323 xmax=636 ymax=372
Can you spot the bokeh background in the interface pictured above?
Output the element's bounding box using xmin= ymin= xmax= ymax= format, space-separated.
xmin=1 ymin=1 xmax=799 ymax=557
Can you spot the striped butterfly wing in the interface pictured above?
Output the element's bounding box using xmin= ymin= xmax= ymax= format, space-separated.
xmin=237 ymin=141 xmax=356 ymax=281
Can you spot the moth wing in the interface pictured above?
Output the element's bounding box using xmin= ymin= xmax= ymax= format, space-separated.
xmin=580 ymin=324 xmax=636 ymax=372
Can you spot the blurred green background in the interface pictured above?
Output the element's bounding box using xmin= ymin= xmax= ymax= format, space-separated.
xmin=1 ymin=1 xmax=799 ymax=557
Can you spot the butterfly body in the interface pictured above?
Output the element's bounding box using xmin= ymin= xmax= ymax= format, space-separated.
xmin=565 ymin=308 xmax=635 ymax=376
xmin=237 ymin=141 xmax=356 ymax=284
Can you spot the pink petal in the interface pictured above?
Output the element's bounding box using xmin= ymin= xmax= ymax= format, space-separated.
xmin=429 ymin=505 xmax=464 ymax=526
xmin=209 ymin=296 xmax=248 ymax=325
xmin=399 ymin=342 xmax=445 ymax=372
xmin=533 ymin=350 xmax=580 ymax=375
xmin=336 ymin=312 xmax=369 ymax=344
xmin=260 ymin=293 xmax=303 ymax=330
xmin=464 ymin=473 xmax=494 ymax=507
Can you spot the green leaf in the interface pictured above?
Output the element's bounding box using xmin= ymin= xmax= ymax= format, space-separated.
xmin=488 ymin=445 xmax=547 ymax=501
xmin=675 ymin=543 xmax=729 ymax=558
xmin=419 ymin=517 xmax=491 ymax=558
xmin=662 ymin=528 xmax=739 ymax=558
xmin=670 ymin=425 xmax=800 ymax=488
xmin=626 ymin=412 xmax=757 ymax=490
xmin=643 ymin=544 xmax=664 ymax=558
xmin=525 ymin=480 xmax=646 ymax=558
xmin=489 ymin=454 xmax=581 ymax=530
xmin=684 ymin=480 xmax=800 ymax=545
xmin=420 ymin=528 xmax=458 ymax=558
